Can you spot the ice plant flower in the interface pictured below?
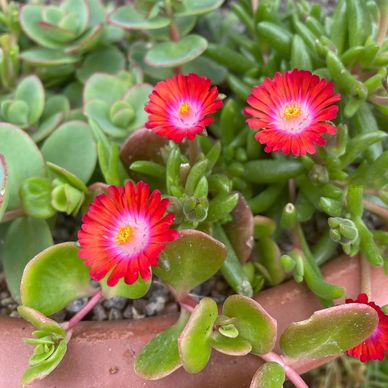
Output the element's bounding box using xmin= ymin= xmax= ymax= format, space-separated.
xmin=78 ymin=181 xmax=178 ymax=286
xmin=144 ymin=73 xmax=223 ymax=142
xmin=345 ymin=293 xmax=388 ymax=362
xmin=244 ymin=69 xmax=341 ymax=156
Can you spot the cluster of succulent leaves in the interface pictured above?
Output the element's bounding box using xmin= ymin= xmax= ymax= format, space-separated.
xmin=0 ymin=0 xmax=387 ymax=386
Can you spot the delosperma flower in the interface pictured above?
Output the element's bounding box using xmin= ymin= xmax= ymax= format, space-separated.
xmin=144 ymin=73 xmax=223 ymax=142
xmin=346 ymin=293 xmax=388 ymax=362
xmin=244 ymin=69 xmax=341 ymax=156
xmin=78 ymin=181 xmax=178 ymax=286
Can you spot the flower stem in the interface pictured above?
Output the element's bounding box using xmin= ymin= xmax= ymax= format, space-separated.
xmin=377 ymin=2 xmax=388 ymax=44
xmin=65 ymin=289 xmax=103 ymax=331
xmin=260 ymin=352 xmax=308 ymax=388
xmin=363 ymin=199 xmax=388 ymax=222
xmin=188 ymin=136 xmax=201 ymax=164
xmin=360 ymin=255 xmax=372 ymax=299
xmin=165 ymin=0 xmax=181 ymax=74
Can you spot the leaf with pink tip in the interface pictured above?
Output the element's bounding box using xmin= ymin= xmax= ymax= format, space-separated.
xmin=223 ymin=295 xmax=277 ymax=355
xmin=249 ymin=362 xmax=285 ymax=388
xmin=280 ymin=304 xmax=378 ymax=359
xmin=154 ymin=230 xmax=227 ymax=297
xmin=0 ymin=154 xmax=8 ymax=220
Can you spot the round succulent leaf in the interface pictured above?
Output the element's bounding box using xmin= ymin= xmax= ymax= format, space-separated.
xmin=224 ymin=193 xmax=254 ymax=263
xmin=145 ymin=34 xmax=208 ymax=68
xmin=83 ymin=72 xmax=132 ymax=105
xmin=135 ymin=310 xmax=189 ymax=379
xmin=43 ymin=95 xmax=71 ymax=120
xmin=175 ymin=0 xmax=224 ymax=16
xmin=17 ymin=306 xmax=65 ymax=336
xmin=65 ymin=24 xmax=104 ymax=55
xmin=61 ymin=0 xmax=90 ymax=34
xmin=218 ymin=323 xmax=239 ymax=338
xmin=20 ymin=177 xmax=56 ymax=219
xmin=0 ymin=123 xmax=46 ymax=209
xmin=109 ymin=5 xmax=171 ymax=30
xmin=100 ymin=275 xmax=151 ymax=300
xmin=5 ymin=100 xmax=29 ymax=128
xmin=154 ymin=229 xmax=227 ymax=297
xmin=280 ymin=304 xmax=379 ymax=359
xmin=20 ymin=6 xmax=66 ymax=49
xmin=249 ymin=362 xmax=285 ymax=388
xmin=3 ymin=217 xmax=53 ymax=301
xmin=178 ymin=297 xmax=218 ymax=373
xmin=124 ymin=84 xmax=153 ymax=131
xmin=149 ymin=16 xmax=196 ymax=41
xmin=76 ymin=45 xmax=126 ymax=83
xmin=22 ymin=340 xmax=67 ymax=386
xmin=20 ymin=48 xmax=81 ymax=66
xmin=182 ymin=56 xmax=227 ymax=84
xmin=223 ymin=295 xmax=277 ymax=355
xmin=31 ymin=113 xmax=64 ymax=143
xmin=41 ymin=121 xmax=97 ymax=183
xmin=15 ymin=75 xmax=45 ymax=125
xmin=51 ymin=183 xmax=84 ymax=215
xmin=211 ymin=332 xmax=252 ymax=356
xmin=85 ymin=100 xmax=129 ymax=138
xmin=0 ymin=154 xmax=8 ymax=220
xmin=130 ymin=41 xmax=174 ymax=81
xmin=47 ymin=162 xmax=88 ymax=194
xmin=21 ymin=242 xmax=95 ymax=315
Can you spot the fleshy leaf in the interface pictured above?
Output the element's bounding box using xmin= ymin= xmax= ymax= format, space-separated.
xmin=100 ymin=276 xmax=151 ymax=300
xmin=211 ymin=332 xmax=252 ymax=356
xmin=41 ymin=121 xmax=97 ymax=183
xmin=154 ymin=229 xmax=227 ymax=297
xmin=223 ymin=295 xmax=277 ymax=354
xmin=249 ymin=362 xmax=285 ymax=388
xmin=3 ymin=217 xmax=53 ymax=301
xmin=134 ymin=310 xmax=189 ymax=379
xmin=175 ymin=0 xmax=224 ymax=16
xmin=145 ymin=34 xmax=208 ymax=68
xmin=109 ymin=5 xmax=171 ymax=30
xmin=178 ymin=298 xmax=218 ymax=373
xmin=47 ymin=162 xmax=88 ymax=194
xmin=280 ymin=304 xmax=378 ymax=359
xmin=20 ymin=48 xmax=82 ymax=65
xmin=21 ymin=242 xmax=94 ymax=315
xmin=0 ymin=154 xmax=8 ymax=220
xmin=224 ymin=194 xmax=254 ymax=263
xmin=0 ymin=123 xmax=45 ymax=209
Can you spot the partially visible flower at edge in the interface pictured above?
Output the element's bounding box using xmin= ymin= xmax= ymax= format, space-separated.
xmin=346 ymin=293 xmax=388 ymax=362
xmin=244 ymin=69 xmax=341 ymax=156
xmin=144 ymin=73 xmax=223 ymax=142
xmin=78 ymin=181 xmax=178 ymax=286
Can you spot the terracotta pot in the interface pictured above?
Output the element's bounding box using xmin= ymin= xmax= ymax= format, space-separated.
xmin=0 ymin=255 xmax=386 ymax=388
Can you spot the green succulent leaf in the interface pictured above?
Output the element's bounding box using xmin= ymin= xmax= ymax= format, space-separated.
xmin=47 ymin=162 xmax=88 ymax=194
xmin=21 ymin=242 xmax=95 ymax=315
xmin=280 ymin=304 xmax=379 ymax=359
xmin=182 ymin=56 xmax=227 ymax=84
xmin=250 ymin=362 xmax=285 ymax=388
xmin=211 ymin=332 xmax=252 ymax=356
xmin=174 ymin=0 xmax=224 ymax=16
xmin=135 ymin=310 xmax=190 ymax=379
xmin=145 ymin=34 xmax=208 ymax=68
xmin=0 ymin=154 xmax=8 ymax=220
xmin=3 ymin=217 xmax=53 ymax=301
xmin=109 ymin=5 xmax=171 ymax=30
xmin=41 ymin=121 xmax=97 ymax=183
xmin=100 ymin=275 xmax=151 ymax=300
xmin=222 ymin=295 xmax=277 ymax=354
xmin=0 ymin=123 xmax=46 ymax=210
xmin=20 ymin=48 xmax=81 ymax=66
xmin=154 ymin=229 xmax=227 ymax=297
xmin=178 ymin=298 xmax=218 ymax=373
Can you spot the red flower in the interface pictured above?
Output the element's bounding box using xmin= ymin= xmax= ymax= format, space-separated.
xmin=346 ymin=293 xmax=388 ymax=362
xmin=244 ymin=69 xmax=341 ymax=156
xmin=78 ymin=181 xmax=178 ymax=286
xmin=145 ymin=73 xmax=223 ymax=142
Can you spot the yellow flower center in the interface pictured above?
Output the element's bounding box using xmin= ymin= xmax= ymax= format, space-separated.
xmin=283 ymin=102 xmax=302 ymax=120
xmin=115 ymin=225 xmax=134 ymax=245
xmin=179 ymin=102 xmax=191 ymax=116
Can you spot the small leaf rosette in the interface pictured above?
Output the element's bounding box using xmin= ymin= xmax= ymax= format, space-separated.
xmin=245 ymin=69 xmax=341 ymax=156
xmin=78 ymin=181 xmax=178 ymax=286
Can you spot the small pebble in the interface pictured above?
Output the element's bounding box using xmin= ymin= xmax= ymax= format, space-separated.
xmin=9 ymin=310 xmax=20 ymax=318
xmin=103 ymin=297 xmax=127 ymax=310
xmin=123 ymin=305 xmax=133 ymax=319
xmin=145 ymin=296 xmax=166 ymax=316
xmin=66 ymin=298 xmax=88 ymax=314
xmin=0 ymin=297 xmax=14 ymax=307
xmin=108 ymin=308 xmax=123 ymax=320
xmin=132 ymin=307 xmax=145 ymax=320
xmin=93 ymin=304 xmax=108 ymax=321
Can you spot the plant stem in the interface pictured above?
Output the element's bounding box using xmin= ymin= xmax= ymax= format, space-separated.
xmin=188 ymin=136 xmax=201 ymax=164
xmin=65 ymin=289 xmax=103 ymax=331
xmin=1 ymin=208 xmax=25 ymax=223
xmin=260 ymin=352 xmax=309 ymax=388
xmin=360 ymin=255 xmax=372 ymax=298
xmin=377 ymin=2 xmax=388 ymax=44
xmin=165 ymin=0 xmax=181 ymax=74
xmin=363 ymin=199 xmax=388 ymax=222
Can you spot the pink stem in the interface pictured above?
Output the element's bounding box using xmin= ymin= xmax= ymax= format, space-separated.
xmin=363 ymin=199 xmax=388 ymax=222
xmin=260 ymin=352 xmax=309 ymax=388
xmin=360 ymin=255 xmax=372 ymax=299
xmin=65 ymin=290 xmax=103 ymax=331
